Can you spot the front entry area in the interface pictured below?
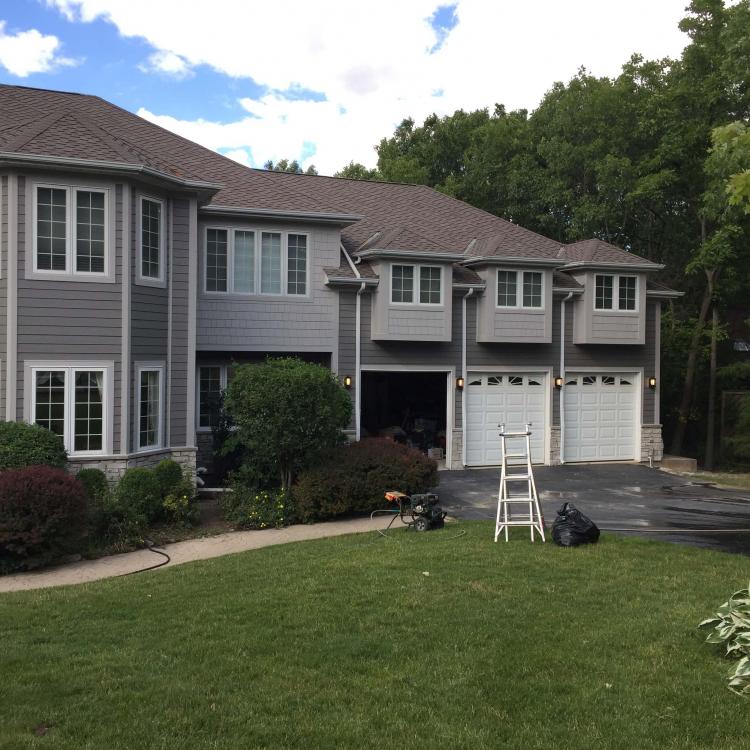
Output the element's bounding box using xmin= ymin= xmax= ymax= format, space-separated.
xmin=465 ymin=373 xmax=548 ymax=466
xmin=563 ymin=372 xmax=639 ymax=461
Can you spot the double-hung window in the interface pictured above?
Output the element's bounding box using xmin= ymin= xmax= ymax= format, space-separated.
xmin=390 ymin=264 xmax=442 ymax=305
xmin=33 ymin=184 xmax=111 ymax=279
xmin=198 ymin=365 xmax=228 ymax=430
xmin=30 ymin=363 xmax=109 ymax=455
xmin=136 ymin=364 xmax=164 ymax=450
xmin=595 ymin=274 xmax=638 ymax=311
xmin=138 ymin=196 xmax=165 ymax=285
xmin=204 ymin=228 xmax=308 ymax=296
xmin=496 ymin=270 xmax=544 ymax=308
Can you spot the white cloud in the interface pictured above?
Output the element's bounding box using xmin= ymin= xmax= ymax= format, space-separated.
xmin=0 ymin=20 xmax=78 ymax=77
xmin=139 ymin=50 xmax=192 ymax=79
xmin=47 ymin=0 xmax=690 ymax=173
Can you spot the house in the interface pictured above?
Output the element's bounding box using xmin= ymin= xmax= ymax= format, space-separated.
xmin=0 ymin=84 xmax=680 ymax=480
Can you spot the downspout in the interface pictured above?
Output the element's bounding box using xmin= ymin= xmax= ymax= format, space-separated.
xmin=559 ymin=292 xmax=574 ymax=464
xmin=355 ymin=280 xmax=366 ymax=440
xmin=461 ymin=288 xmax=475 ymax=467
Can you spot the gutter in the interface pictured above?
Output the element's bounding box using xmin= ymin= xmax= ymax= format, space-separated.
xmin=460 ymin=256 xmax=561 ymax=268
xmin=202 ymin=204 xmax=363 ymax=226
xmin=561 ymin=260 xmax=665 ymax=272
xmin=558 ymin=291 xmax=574 ymax=464
xmin=461 ymin=288 xmax=475 ymax=467
xmin=342 ymin=245 xmax=366 ymax=442
xmin=355 ymin=249 xmax=467 ymax=262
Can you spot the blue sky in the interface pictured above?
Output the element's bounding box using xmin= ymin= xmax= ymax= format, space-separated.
xmin=0 ymin=0 xmax=690 ymax=174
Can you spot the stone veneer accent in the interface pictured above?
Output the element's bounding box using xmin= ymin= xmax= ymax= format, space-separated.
xmin=450 ymin=428 xmax=463 ymax=469
xmin=68 ymin=447 xmax=197 ymax=485
xmin=640 ymin=424 xmax=663 ymax=464
xmin=550 ymin=426 xmax=561 ymax=465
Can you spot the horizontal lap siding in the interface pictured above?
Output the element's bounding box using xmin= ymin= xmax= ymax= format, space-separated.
xmin=15 ymin=176 xmax=123 ymax=451
xmin=338 ymin=292 xmax=356 ymax=429
xmin=170 ymin=198 xmax=190 ymax=446
xmin=0 ymin=176 xmax=7 ymax=421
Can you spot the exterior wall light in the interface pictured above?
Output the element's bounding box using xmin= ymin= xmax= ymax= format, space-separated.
xmin=456 ymin=377 xmax=465 ymax=391
xmin=554 ymin=376 xmax=564 ymax=389
xmin=648 ymin=376 xmax=657 ymax=390
xmin=343 ymin=375 xmax=352 ymax=389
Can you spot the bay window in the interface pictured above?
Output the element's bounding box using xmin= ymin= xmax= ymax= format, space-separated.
xmin=390 ymin=264 xmax=442 ymax=305
xmin=595 ymin=274 xmax=638 ymax=311
xmin=497 ymin=270 xmax=544 ymax=308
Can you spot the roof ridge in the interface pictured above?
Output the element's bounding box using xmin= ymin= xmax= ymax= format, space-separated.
xmin=3 ymin=108 xmax=71 ymax=152
xmin=67 ymin=110 xmax=144 ymax=164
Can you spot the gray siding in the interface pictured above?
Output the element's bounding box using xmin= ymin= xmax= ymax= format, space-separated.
xmin=15 ymin=173 xmax=123 ymax=451
xmin=196 ymin=219 xmax=340 ymax=354
xmin=338 ymin=292 xmax=356 ymax=430
xmin=0 ymin=175 xmax=7 ymax=421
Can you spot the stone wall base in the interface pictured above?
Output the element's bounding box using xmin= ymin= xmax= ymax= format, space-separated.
xmin=68 ymin=447 xmax=197 ymax=485
xmin=450 ymin=428 xmax=463 ymax=469
xmin=550 ymin=426 xmax=561 ymax=465
xmin=640 ymin=424 xmax=664 ymax=464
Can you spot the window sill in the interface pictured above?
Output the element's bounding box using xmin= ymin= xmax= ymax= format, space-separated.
xmin=135 ymin=275 xmax=167 ymax=289
xmin=201 ymin=291 xmax=313 ymax=302
xmin=27 ymin=270 xmax=115 ymax=284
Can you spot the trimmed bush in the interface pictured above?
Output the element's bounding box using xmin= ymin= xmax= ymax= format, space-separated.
xmin=153 ymin=459 xmax=183 ymax=498
xmin=115 ymin=468 xmax=163 ymax=524
xmin=162 ymin=478 xmax=199 ymax=527
xmin=293 ymin=439 xmax=438 ymax=522
xmin=76 ymin=468 xmax=109 ymax=502
xmin=223 ymin=486 xmax=294 ymax=530
xmin=0 ymin=422 xmax=67 ymax=472
xmin=0 ymin=466 xmax=88 ymax=571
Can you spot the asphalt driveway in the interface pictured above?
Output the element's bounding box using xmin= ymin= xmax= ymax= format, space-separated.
xmin=434 ymin=464 xmax=750 ymax=555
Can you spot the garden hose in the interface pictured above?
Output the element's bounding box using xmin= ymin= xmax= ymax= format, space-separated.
xmin=119 ymin=542 xmax=171 ymax=577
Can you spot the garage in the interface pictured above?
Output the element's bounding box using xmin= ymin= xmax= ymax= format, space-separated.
xmin=465 ymin=373 xmax=548 ymax=466
xmin=563 ymin=373 xmax=638 ymax=461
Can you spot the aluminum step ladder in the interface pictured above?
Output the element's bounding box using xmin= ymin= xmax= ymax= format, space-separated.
xmin=494 ymin=423 xmax=546 ymax=543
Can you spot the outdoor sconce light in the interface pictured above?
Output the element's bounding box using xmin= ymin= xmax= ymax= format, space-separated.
xmin=648 ymin=376 xmax=657 ymax=390
xmin=554 ymin=376 xmax=564 ymax=389
xmin=456 ymin=376 xmax=465 ymax=391
xmin=343 ymin=375 xmax=352 ymax=389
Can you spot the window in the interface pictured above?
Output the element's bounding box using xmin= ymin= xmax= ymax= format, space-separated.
xmin=234 ymin=231 xmax=255 ymax=293
xmin=595 ymin=274 xmax=638 ymax=311
xmin=137 ymin=366 xmax=163 ymax=450
xmin=30 ymin=364 xmax=108 ymax=455
xmin=139 ymin=197 xmax=164 ymax=283
xmin=198 ymin=366 xmax=227 ymax=430
xmin=390 ymin=264 xmax=442 ymax=305
xmin=419 ymin=266 xmax=441 ymax=304
xmin=261 ymin=232 xmax=282 ymax=294
xmin=206 ymin=229 xmax=228 ymax=292
xmin=497 ymin=270 xmax=544 ymax=308
xmin=287 ymin=234 xmax=307 ymax=296
xmin=33 ymin=184 xmax=110 ymax=278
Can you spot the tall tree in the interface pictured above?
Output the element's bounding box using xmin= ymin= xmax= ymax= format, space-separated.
xmin=264 ymin=158 xmax=318 ymax=175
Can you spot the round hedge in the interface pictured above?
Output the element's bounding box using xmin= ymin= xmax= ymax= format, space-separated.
xmin=0 ymin=422 xmax=67 ymax=472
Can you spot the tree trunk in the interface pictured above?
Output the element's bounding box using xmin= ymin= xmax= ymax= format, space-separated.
xmin=669 ymin=268 xmax=716 ymax=456
xmin=704 ymin=303 xmax=719 ymax=470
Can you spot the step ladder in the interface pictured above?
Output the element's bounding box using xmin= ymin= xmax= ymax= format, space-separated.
xmin=494 ymin=423 xmax=546 ymax=543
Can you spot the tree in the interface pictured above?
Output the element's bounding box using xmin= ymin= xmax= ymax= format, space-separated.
xmin=334 ymin=161 xmax=381 ymax=181
xmin=263 ymin=158 xmax=318 ymax=175
xmin=223 ymin=358 xmax=352 ymax=492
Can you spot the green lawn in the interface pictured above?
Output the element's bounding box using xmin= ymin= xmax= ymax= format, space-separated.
xmin=1 ymin=522 xmax=747 ymax=750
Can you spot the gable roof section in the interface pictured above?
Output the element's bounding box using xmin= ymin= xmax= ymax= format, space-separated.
xmin=562 ymin=239 xmax=661 ymax=269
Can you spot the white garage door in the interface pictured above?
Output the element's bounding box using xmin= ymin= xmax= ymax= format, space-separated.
xmin=465 ymin=373 xmax=547 ymax=466
xmin=563 ymin=373 xmax=638 ymax=461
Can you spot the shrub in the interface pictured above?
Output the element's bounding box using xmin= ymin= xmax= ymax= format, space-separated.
xmin=88 ymin=491 xmax=146 ymax=550
xmin=222 ymin=485 xmax=294 ymax=530
xmin=76 ymin=468 xmax=110 ymax=502
xmin=162 ymin=478 xmax=199 ymax=526
xmin=153 ymin=459 xmax=184 ymax=498
xmin=115 ymin=468 xmax=163 ymax=524
xmin=293 ymin=438 xmax=438 ymax=522
xmin=0 ymin=422 xmax=67 ymax=472
xmin=0 ymin=466 xmax=88 ymax=572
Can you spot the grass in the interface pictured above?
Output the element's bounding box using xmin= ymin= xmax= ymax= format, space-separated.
xmin=684 ymin=471 xmax=750 ymax=490
xmin=1 ymin=522 xmax=748 ymax=750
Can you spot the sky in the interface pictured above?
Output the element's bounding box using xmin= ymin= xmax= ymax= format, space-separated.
xmin=0 ymin=0 xmax=693 ymax=175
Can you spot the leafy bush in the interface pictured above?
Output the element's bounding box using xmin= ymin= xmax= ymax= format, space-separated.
xmin=0 ymin=466 xmax=88 ymax=571
xmin=222 ymin=485 xmax=294 ymax=530
xmin=700 ymin=581 xmax=750 ymax=696
xmin=88 ymin=491 xmax=146 ymax=550
xmin=153 ymin=459 xmax=184 ymax=498
xmin=293 ymin=438 xmax=438 ymax=522
xmin=76 ymin=468 xmax=110 ymax=502
xmin=0 ymin=422 xmax=67 ymax=472
xmin=163 ymin=478 xmax=199 ymax=526
xmin=224 ymin=357 xmax=352 ymax=491
xmin=115 ymin=468 xmax=163 ymax=524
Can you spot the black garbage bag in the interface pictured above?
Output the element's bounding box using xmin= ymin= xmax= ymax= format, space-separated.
xmin=551 ymin=502 xmax=600 ymax=547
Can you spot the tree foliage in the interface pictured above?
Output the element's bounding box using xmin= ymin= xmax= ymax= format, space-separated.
xmin=264 ymin=158 xmax=318 ymax=175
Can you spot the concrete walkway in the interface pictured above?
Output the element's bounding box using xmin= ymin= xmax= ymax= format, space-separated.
xmin=0 ymin=516 xmax=392 ymax=593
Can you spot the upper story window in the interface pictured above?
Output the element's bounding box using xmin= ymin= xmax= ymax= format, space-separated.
xmin=496 ymin=270 xmax=544 ymax=309
xmin=138 ymin=196 xmax=165 ymax=285
xmin=390 ymin=264 xmax=442 ymax=305
xmin=205 ymin=227 xmax=308 ymax=297
xmin=32 ymin=183 xmax=111 ymax=280
xmin=595 ymin=274 xmax=638 ymax=311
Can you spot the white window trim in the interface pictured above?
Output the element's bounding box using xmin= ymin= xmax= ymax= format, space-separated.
xmin=389 ymin=263 xmax=444 ymax=307
xmin=136 ymin=195 xmax=167 ymax=287
xmin=196 ymin=364 xmax=228 ymax=432
xmin=135 ymin=362 xmax=166 ymax=451
xmin=24 ymin=360 xmax=114 ymax=456
xmin=29 ymin=182 xmax=114 ymax=283
xmin=495 ymin=269 xmax=545 ymax=310
xmin=202 ymin=226 xmax=310 ymax=298
xmin=594 ymin=274 xmax=639 ymax=313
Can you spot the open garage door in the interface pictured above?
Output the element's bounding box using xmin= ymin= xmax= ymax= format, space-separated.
xmin=563 ymin=373 xmax=638 ymax=461
xmin=465 ymin=373 xmax=547 ymax=466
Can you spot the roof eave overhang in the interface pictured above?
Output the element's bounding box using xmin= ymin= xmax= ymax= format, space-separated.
xmin=355 ymin=249 xmax=467 ymax=262
xmin=561 ymin=261 xmax=665 ymax=272
xmin=202 ymin=204 xmax=363 ymax=226
xmin=646 ymin=289 xmax=683 ymax=299
xmin=552 ymin=287 xmax=584 ymax=295
xmin=452 ymin=283 xmax=486 ymax=291
xmin=0 ymin=151 xmax=223 ymax=198
xmin=461 ymin=256 xmax=561 ymax=268
xmin=324 ymin=275 xmax=378 ymax=287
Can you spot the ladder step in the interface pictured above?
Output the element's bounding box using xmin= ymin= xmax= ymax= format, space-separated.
xmin=503 ymin=474 xmax=531 ymax=481
xmin=504 ymin=453 xmax=528 ymax=459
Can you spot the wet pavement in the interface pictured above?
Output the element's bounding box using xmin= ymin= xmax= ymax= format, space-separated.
xmin=434 ymin=463 xmax=750 ymax=555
